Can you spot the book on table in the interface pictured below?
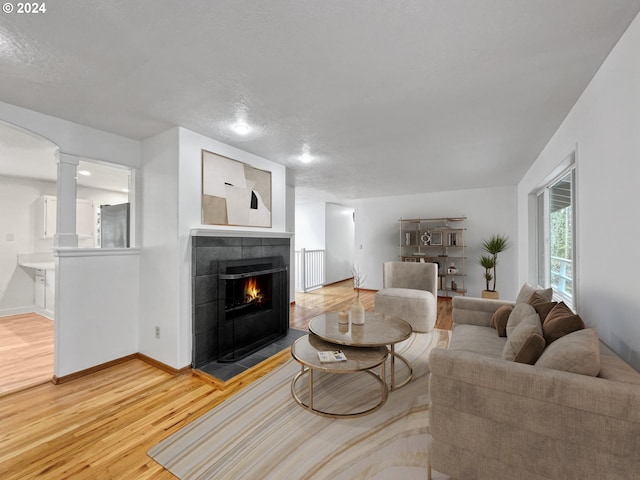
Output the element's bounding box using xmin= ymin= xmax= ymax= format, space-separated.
xmin=317 ymin=350 xmax=347 ymax=362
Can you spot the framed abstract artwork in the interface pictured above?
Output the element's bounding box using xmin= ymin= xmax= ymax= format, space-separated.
xmin=201 ymin=150 xmax=272 ymax=227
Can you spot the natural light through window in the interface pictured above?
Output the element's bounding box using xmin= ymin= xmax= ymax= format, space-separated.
xmin=536 ymin=164 xmax=576 ymax=309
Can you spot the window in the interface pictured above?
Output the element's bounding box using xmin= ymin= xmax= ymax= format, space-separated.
xmin=536 ymin=165 xmax=576 ymax=309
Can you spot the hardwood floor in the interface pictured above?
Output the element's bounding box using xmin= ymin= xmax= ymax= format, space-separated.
xmin=291 ymin=279 xmax=453 ymax=331
xmin=0 ymin=313 xmax=54 ymax=396
xmin=0 ymin=282 xmax=452 ymax=479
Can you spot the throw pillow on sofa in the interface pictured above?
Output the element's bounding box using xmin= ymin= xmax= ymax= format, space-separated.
xmin=514 ymin=334 xmax=546 ymax=364
xmin=515 ymin=283 xmax=553 ymax=305
xmin=526 ymin=292 xmax=557 ymax=323
xmin=506 ymin=303 xmax=538 ymax=337
xmin=542 ymin=301 xmax=585 ymax=344
xmin=502 ymin=315 xmax=544 ymax=363
xmin=536 ymin=328 xmax=601 ymax=376
xmin=490 ymin=305 xmax=513 ymax=337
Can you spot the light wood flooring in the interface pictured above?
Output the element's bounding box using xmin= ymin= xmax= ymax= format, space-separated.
xmin=0 ymin=313 xmax=54 ymax=396
xmin=0 ymin=281 xmax=452 ymax=479
xmin=291 ymin=279 xmax=453 ymax=331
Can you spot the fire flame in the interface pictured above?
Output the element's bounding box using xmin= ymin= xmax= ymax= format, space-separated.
xmin=244 ymin=277 xmax=264 ymax=304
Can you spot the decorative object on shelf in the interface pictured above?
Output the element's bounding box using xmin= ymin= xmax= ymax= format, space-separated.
xmin=404 ymin=257 xmax=417 ymax=262
xmin=430 ymin=231 xmax=443 ymax=245
xmin=405 ymin=232 xmax=411 ymax=245
xmin=439 ymin=247 xmax=448 ymax=257
xmin=351 ymin=265 xmax=366 ymax=324
xmin=448 ymin=263 xmax=457 ymax=274
xmin=451 ymin=279 xmax=457 ymax=290
xmin=449 ymin=232 xmax=458 ymax=246
xmin=421 ymin=231 xmax=431 ymax=245
xmin=479 ymin=233 xmax=510 ymax=299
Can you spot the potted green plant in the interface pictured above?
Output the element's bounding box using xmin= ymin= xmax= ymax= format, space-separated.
xmin=479 ymin=234 xmax=510 ymax=299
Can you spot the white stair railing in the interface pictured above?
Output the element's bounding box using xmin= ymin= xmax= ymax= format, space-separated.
xmin=295 ymin=249 xmax=325 ymax=292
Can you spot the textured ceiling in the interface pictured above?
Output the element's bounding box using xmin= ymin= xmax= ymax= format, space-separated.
xmin=0 ymin=0 xmax=639 ymax=202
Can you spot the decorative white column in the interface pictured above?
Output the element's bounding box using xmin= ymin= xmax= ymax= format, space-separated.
xmin=55 ymin=152 xmax=79 ymax=248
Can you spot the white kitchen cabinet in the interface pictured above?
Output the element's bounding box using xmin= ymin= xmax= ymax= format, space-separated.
xmin=45 ymin=269 xmax=55 ymax=314
xmin=76 ymin=199 xmax=95 ymax=239
xmin=35 ymin=269 xmax=46 ymax=308
xmin=37 ymin=195 xmax=95 ymax=239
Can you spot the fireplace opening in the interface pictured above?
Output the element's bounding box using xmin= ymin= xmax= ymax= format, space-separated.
xmin=217 ymin=257 xmax=288 ymax=363
xmin=225 ymin=272 xmax=272 ymax=319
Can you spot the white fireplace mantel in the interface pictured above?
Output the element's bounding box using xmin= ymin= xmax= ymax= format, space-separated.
xmin=190 ymin=228 xmax=293 ymax=239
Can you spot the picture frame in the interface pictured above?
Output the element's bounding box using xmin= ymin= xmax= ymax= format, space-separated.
xmin=430 ymin=231 xmax=443 ymax=246
xmin=201 ymin=149 xmax=272 ymax=227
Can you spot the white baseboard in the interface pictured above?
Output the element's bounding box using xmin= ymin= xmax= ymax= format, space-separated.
xmin=0 ymin=306 xmax=35 ymax=318
xmin=0 ymin=306 xmax=54 ymax=320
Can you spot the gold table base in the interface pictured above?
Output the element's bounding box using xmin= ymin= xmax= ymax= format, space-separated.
xmin=290 ymin=362 xmax=388 ymax=418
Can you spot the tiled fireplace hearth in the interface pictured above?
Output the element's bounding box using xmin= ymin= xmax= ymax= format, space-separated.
xmin=191 ymin=233 xmax=293 ymax=377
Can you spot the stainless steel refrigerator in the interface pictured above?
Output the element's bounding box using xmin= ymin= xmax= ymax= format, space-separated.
xmin=99 ymin=203 xmax=130 ymax=248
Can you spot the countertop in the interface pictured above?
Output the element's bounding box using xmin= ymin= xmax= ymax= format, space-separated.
xmin=17 ymin=253 xmax=55 ymax=271
xmin=18 ymin=261 xmax=55 ymax=270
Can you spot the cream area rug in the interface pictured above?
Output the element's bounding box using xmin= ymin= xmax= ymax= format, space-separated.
xmin=149 ymin=329 xmax=451 ymax=480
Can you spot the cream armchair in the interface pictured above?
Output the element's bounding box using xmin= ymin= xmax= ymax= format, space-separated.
xmin=374 ymin=261 xmax=438 ymax=332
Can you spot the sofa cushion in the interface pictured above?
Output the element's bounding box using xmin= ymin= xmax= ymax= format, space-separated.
xmin=526 ymin=292 xmax=557 ymax=323
xmin=490 ymin=305 xmax=513 ymax=337
xmin=598 ymin=342 xmax=640 ymax=384
xmin=449 ymin=324 xmax=506 ymax=359
xmin=536 ymin=328 xmax=601 ymax=376
xmin=515 ymin=283 xmax=553 ymax=305
xmin=506 ymin=303 xmax=538 ymax=337
xmin=502 ymin=315 xmax=543 ymax=362
xmin=542 ymin=301 xmax=585 ymax=344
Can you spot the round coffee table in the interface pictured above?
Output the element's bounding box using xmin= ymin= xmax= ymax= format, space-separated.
xmin=290 ymin=334 xmax=388 ymax=418
xmin=308 ymin=311 xmax=413 ymax=390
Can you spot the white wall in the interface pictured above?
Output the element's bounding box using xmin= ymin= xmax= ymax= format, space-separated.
xmin=353 ymin=186 xmax=518 ymax=297
xmin=55 ymin=249 xmax=139 ymax=377
xmin=325 ymin=203 xmax=355 ymax=284
xmin=295 ymin=202 xmax=355 ymax=285
xmin=286 ymin=184 xmax=296 ymax=300
xmin=518 ymin=12 xmax=640 ymax=370
xmin=295 ymin=203 xmax=326 ymax=250
xmin=139 ymin=128 xmax=180 ymax=367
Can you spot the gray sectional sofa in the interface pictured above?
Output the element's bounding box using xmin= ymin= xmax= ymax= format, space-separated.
xmin=428 ymin=294 xmax=640 ymax=480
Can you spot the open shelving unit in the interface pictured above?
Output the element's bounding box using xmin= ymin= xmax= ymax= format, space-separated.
xmin=398 ymin=216 xmax=467 ymax=297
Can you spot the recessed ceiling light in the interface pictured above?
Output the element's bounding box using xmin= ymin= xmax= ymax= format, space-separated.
xmin=78 ymin=170 xmax=91 ymax=176
xmin=232 ymin=122 xmax=251 ymax=135
xmin=299 ymin=143 xmax=313 ymax=163
xmin=299 ymin=153 xmax=313 ymax=163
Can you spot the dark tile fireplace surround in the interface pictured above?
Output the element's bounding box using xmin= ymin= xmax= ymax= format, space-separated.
xmin=192 ymin=234 xmax=302 ymax=380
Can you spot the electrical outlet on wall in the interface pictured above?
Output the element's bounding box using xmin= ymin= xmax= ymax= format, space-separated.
xmin=155 ymin=326 xmax=160 ymax=339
